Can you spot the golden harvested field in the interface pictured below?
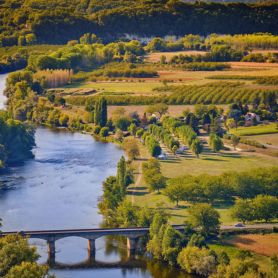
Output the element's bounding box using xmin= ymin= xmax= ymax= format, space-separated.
xmin=146 ymin=50 xmax=208 ymax=63
xmin=226 ymin=234 xmax=278 ymax=257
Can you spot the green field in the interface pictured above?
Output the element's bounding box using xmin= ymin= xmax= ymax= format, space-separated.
xmin=65 ymin=81 xmax=168 ymax=95
xmin=0 ymin=44 xmax=63 ymax=57
xmin=230 ymin=123 xmax=278 ymax=136
xmin=160 ymin=151 xmax=278 ymax=177
xmin=127 ymin=184 xmax=234 ymax=225
xmin=208 ymin=243 xmax=272 ymax=272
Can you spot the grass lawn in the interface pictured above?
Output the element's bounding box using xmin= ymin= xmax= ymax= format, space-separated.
xmin=0 ymin=44 xmax=63 ymax=57
xmin=160 ymin=151 xmax=278 ymax=177
xmin=64 ymin=81 xmax=167 ymax=94
xmin=208 ymin=242 xmax=272 ymax=272
xmin=229 ymin=123 xmax=278 ymax=136
xmin=244 ymin=133 xmax=278 ymax=147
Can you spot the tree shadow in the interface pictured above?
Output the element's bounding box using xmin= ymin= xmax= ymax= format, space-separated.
xmin=202 ymin=157 xmax=226 ymax=162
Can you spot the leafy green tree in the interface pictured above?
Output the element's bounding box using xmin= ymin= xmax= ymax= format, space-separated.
xmin=94 ymin=98 xmax=107 ymax=127
xmin=146 ymin=103 xmax=168 ymax=118
xmin=231 ymin=199 xmax=254 ymax=223
xmin=100 ymin=127 xmax=109 ymax=139
xmin=177 ymin=246 xmax=217 ymax=276
xmin=165 ymin=179 xmax=187 ymax=207
xmin=115 ymin=200 xmax=138 ymax=227
xmin=0 ymin=235 xmax=49 ymax=277
xmin=124 ymin=138 xmax=140 ymax=160
xmin=253 ymin=195 xmax=278 ymax=222
xmin=231 ymin=135 xmax=240 ymax=150
xmin=190 ymin=138 xmax=203 ymax=158
xmin=128 ymin=123 xmax=137 ymax=137
xmin=209 ymin=133 xmax=223 ymax=152
xmin=161 ymin=225 xmax=183 ymax=265
xmin=117 ymin=156 xmax=127 ymax=192
xmin=136 ymin=128 xmax=144 ymax=138
xmin=5 ymin=262 xmax=51 ymax=278
xmin=188 ymin=204 xmax=220 ymax=237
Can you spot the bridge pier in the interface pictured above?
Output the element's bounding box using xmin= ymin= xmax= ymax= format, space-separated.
xmin=87 ymin=238 xmax=96 ymax=262
xmin=127 ymin=236 xmax=139 ymax=257
xmin=47 ymin=239 xmax=56 ymax=266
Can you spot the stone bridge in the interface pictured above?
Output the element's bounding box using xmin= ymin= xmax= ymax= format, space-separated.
xmin=1 ymin=226 xmax=185 ymax=265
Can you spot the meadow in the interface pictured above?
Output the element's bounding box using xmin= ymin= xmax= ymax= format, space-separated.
xmin=229 ymin=123 xmax=278 ymax=136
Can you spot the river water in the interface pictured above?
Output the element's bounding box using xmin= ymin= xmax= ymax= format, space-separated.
xmin=0 ymin=74 xmax=187 ymax=278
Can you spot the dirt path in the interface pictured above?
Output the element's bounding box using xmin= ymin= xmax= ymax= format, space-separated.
xmin=131 ymin=159 xmax=143 ymax=205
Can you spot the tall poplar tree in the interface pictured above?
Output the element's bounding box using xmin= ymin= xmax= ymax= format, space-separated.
xmin=117 ymin=156 xmax=126 ymax=194
xmin=94 ymin=97 xmax=107 ymax=127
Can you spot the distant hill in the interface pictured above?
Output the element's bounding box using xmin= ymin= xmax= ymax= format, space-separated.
xmin=0 ymin=0 xmax=277 ymax=46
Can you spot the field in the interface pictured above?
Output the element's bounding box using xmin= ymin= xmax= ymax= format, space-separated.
xmin=244 ymin=133 xmax=278 ymax=147
xmin=209 ymin=243 xmax=273 ymax=272
xmin=0 ymin=44 xmax=63 ymax=58
xmin=160 ymin=151 xmax=278 ymax=177
xmin=146 ymin=50 xmax=208 ymax=63
xmin=224 ymin=234 xmax=278 ymax=257
xmin=229 ymin=123 xmax=278 ymax=136
xmin=127 ymin=138 xmax=278 ymax=225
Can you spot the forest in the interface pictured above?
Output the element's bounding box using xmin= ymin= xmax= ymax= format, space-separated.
xmin=0 ymin=0 xmax=278 ymax=46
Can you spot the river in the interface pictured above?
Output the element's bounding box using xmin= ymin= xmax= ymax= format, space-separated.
xmin=0 ymin=73 xmax=187 ymax=278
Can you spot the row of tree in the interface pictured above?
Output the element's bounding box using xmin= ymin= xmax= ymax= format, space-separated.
xmin=165 ymin=167 xmax=278 ymax=206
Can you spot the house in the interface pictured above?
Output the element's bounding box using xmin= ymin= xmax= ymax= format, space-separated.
xmin=244 ymin=113 xmax=260 ymax=126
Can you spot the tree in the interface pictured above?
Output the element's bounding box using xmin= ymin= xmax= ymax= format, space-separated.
xmin=116 ymin=156 xmax=127 ymax=192
xmin=124 ymin=138 xmax=140 ymax=160
xmin=191 ymin=138 xmax=203 ymax=158
xmin=161 ymin=225 xmax=183 ymax=265
xmin=231 ymin=135 xmax=240 ymax=150
xmin=177 ymin=246 xmax=217 ymax=276
xmin=5 ymin=262 xmax=50 ymax=278
xmin=146 ymin=103 xmax=168 ymax=118
xmin=188 ymin=204 xmax=220 ymax=237
xmin=94 ymin=97 xmax=107 ymax=127
xmin=165 ymin=179 xmax=187 ymax=207
xmin=209 ymin=133 xmax=223 ymax=152
xmin=231 ymin=199 xmax=254 ymax=223
xmin=172 ymin=144 xmax=178 ymax=155
xmin=115 ymin=129 xmax=124 ymax=142
xmin=143 ymin=159 xmax=166 ymax=192
xmin=253 ymin=195 xmax=278 ymax=222
xmin=0 ymin=235 xmax=50 ymax=277
xmin=115 ymin=200 xmax=138 ymax=227
xmin=100 ymin=127 xmax=109 ymax=139
xmin=136 ymin=128 xmax=144 ymax=138
xmin=128 ymin=123 xmax=137 ymax=137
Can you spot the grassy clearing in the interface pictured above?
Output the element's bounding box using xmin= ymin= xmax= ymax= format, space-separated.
xmin=229 ymin=123 xmax=278 ymax=136
xmin=0 ymin=44 xmax=63 ymax=57
xmin=146 ymin=51 xmax=208 ymax=63
xmin=243 ymin=134 xmax=278 ymax=147
xmin=209 ymin=243 xmax=272 ymax=272
xmin=64 ymin=81 xmax=169 ymax=95
xmin=160 ymin=151 xmax=278 ymax=177
xmin=127 ymin=182 xmax=234 ymax=225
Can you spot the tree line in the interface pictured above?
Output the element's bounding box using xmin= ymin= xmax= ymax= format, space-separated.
xmin=1 ymin=1 xmax=278 ymax=45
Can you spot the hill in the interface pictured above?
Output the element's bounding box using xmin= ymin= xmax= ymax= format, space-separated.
xmin=0 ymin=0 xmax=277 ymax=46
